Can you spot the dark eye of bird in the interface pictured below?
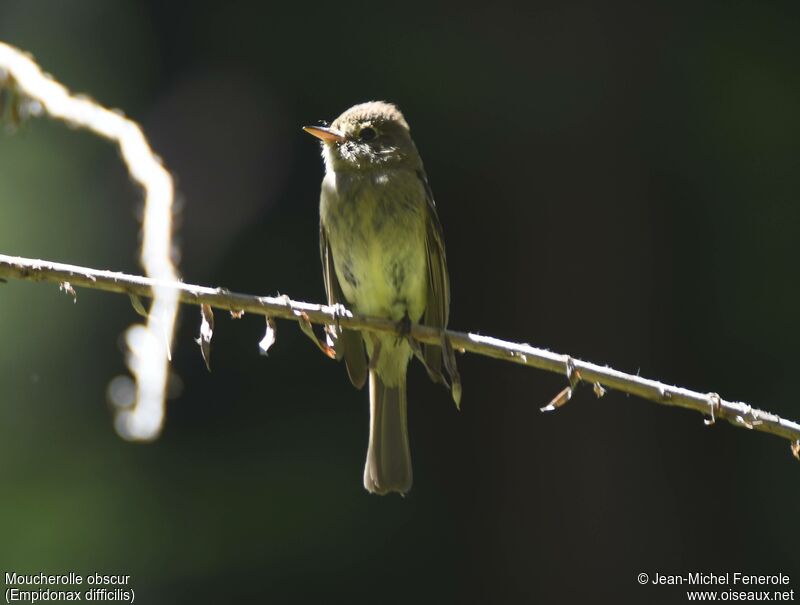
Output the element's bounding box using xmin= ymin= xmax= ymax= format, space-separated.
xmin=360 ymin=127 xmax=377 ymax=142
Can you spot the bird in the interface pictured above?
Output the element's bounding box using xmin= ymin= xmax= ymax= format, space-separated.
xmin=304 ymin=101 xmax=450 ymax=495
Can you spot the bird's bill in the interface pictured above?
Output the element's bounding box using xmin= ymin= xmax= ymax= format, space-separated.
xmin=303 ymin=125 xmax=346 ymax=143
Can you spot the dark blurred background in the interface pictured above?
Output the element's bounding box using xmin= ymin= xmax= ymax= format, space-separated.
xmin=1 ymin=1 xmax=799 ymax=603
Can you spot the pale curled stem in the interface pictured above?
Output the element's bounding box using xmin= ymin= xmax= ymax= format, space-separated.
xmin=0 ymin=42 xmax=178 ymax=441
xmin=2 ymin=254 xmax=800 ymax=453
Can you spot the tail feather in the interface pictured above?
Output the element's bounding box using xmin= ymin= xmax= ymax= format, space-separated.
xmin=364 ymin=369 xmax=412 ymax=495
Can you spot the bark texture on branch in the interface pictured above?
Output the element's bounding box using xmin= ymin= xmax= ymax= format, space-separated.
xmin=3 ymin=253 xmax=800 ymax=454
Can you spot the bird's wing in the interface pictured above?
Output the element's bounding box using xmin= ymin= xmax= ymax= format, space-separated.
xmin=418 ymin=169 xmax=450 ymax=384
xmin=320 ymin=223 xmax=367 ymax=389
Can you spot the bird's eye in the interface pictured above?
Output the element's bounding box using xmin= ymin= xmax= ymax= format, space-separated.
xmin=360 ymin=127 xmax=377 ymax=141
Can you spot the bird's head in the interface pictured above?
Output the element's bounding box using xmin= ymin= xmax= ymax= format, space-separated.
xmin=304 ymin=101 xmax=422 ymax=172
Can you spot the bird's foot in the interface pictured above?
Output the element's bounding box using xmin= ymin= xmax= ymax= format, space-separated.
xmin=395 ymin=312 xmax=412 ymax=343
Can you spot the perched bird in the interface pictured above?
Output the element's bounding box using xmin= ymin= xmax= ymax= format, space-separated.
xmin=304 ymin=101 xmax=450 ymax=495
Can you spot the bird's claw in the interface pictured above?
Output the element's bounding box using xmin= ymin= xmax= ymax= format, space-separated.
xmin=395 ymin=313 xmax=412 ymax=343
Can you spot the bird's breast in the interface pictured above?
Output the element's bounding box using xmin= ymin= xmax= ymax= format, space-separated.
xmin=320 ymin=169 xmax=428 ymax=322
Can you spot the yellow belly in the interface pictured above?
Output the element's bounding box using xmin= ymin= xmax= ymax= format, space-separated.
xmin=321 ymin=168 xmax=428 ymax=323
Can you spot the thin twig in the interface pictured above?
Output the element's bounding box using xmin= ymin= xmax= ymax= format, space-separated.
xmin=0 ymin=42 xmax=178 ymax=441
xmin=2 ymin=253 xmax=800 ymax=454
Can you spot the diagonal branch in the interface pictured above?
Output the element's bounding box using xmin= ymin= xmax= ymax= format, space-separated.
xmin=2 ymin=253 xmax=800 ymax=457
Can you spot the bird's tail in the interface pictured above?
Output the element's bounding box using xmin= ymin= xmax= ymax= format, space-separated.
xmin=364 ymin=368 xmax=412 ymax=495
